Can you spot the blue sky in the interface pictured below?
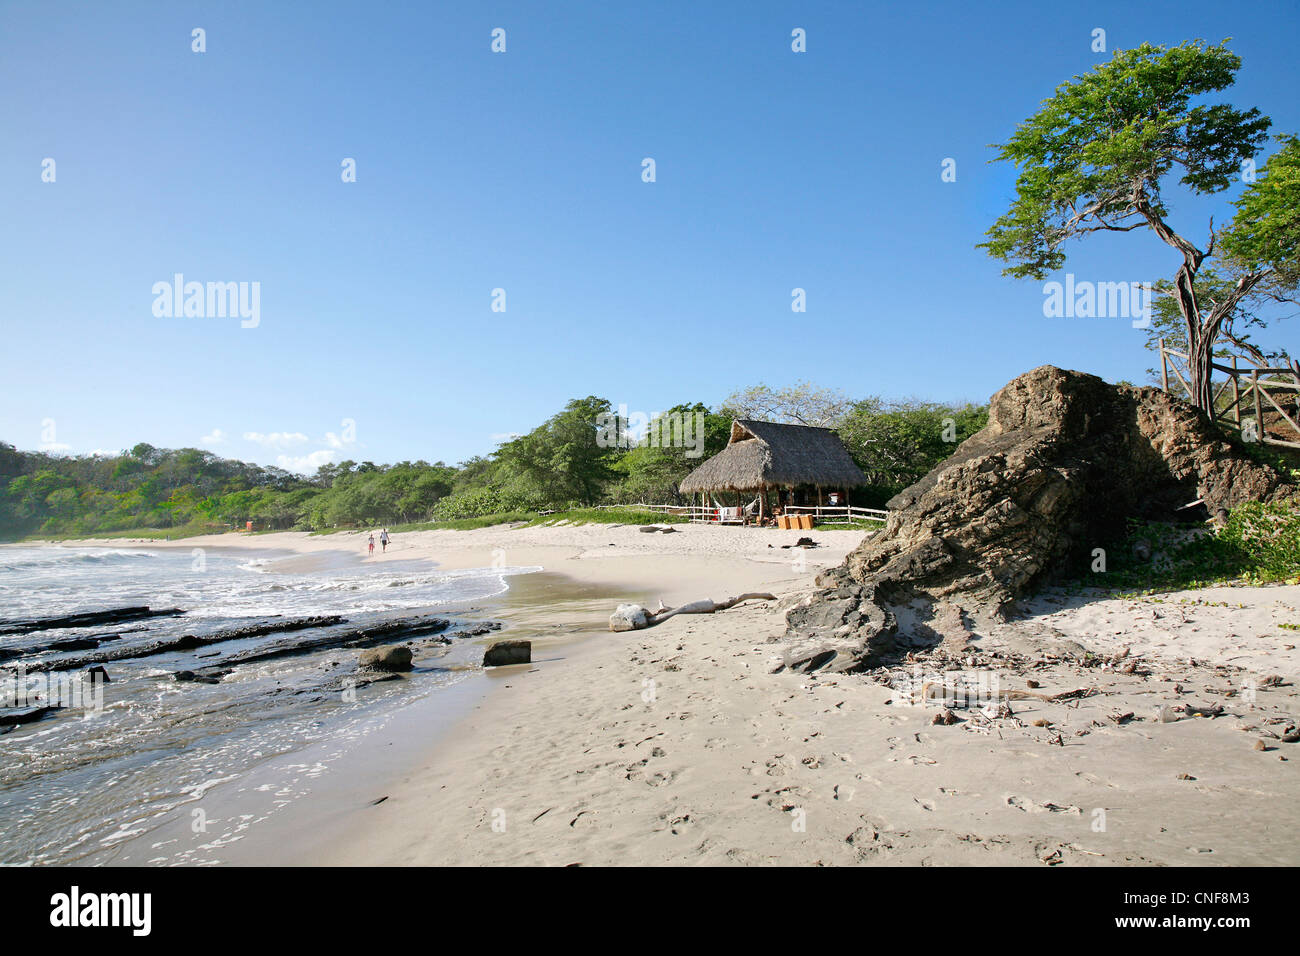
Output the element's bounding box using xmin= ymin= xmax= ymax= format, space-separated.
xmin=2 ymin=0 xmax=1297 ymax=471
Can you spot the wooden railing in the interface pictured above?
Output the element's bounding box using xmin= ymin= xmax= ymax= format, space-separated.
xmin=1158 ymin=339 xmax=1300 ymax=450
xmin=595 ymin=503 xmax=888 ymax=525
xmin=782 ymin=505 xmax=889 ymax=524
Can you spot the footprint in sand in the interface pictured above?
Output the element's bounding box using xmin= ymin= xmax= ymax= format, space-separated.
xmin=764 ymin=755 xmax=793 ymax=777
xmin=762 ymin=784 xmax=813 ymax=810
xmin=913 ymin=796 xmax=935 ymax=811
xmin=654 ymin=811 xmax=694 ymax=835
xmin=1005 ymin=794 xmax=1082 ymax=814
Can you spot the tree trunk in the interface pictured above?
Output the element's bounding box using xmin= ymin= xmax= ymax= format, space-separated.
xmin=1187 ymin=333 xmax=1215 ymax=415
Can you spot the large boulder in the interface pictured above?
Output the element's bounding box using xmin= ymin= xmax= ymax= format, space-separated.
xmin=359 ymin=645 xmax=413 ymax=672
xmin=483 ymin=640 xmax=531 ymax=667
xmin=785 ymin=366 xmax=1295 ymax=667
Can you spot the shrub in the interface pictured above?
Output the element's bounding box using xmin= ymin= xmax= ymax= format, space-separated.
xmin=430 ymin=487 xmax=533 ymax=521
xmin=1095 ymin=499 xmax=1300 ymax=591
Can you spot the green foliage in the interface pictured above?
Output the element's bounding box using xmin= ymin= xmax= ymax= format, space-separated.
xmin=492 ymin=397 xmax=619 ymax=506
xmin=980 ymin=40 xmax=1270 ymax=280
xmin=605 ymin=404 xmax=730 ymax=504
xmin=1220 ymin=134 xmax=1300 ymax=290
xmin=1094 ymin=500 xmax=1300 ymax=591
xmin=838 ymin=400 xmax=989 ymax=500
xmin=1218 ymin=500 xmax=1300 ymax=582
xmin=430 ymin=487 xmax=534 ymax=521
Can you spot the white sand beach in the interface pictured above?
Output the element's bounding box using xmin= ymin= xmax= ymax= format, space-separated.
xmin=61 ymin=522 xmax=1300 ymax=867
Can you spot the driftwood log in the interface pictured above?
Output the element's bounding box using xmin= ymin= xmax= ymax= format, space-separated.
xmin=609 ymin=593 xmax=775 ymax=632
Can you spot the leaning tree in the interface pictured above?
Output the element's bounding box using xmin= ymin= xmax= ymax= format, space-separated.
xmin=980 ymin=40 xmax=1297 ymax=413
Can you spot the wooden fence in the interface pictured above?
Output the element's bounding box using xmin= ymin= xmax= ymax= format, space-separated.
xmin=1158 ymin=339 xmax=1300 ymax=450
xmin=597 ymin=503 xmax=888 ymax=526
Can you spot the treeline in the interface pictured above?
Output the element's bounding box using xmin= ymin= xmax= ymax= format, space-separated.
xmin=0 ymin=386 xmax=987 ymax=539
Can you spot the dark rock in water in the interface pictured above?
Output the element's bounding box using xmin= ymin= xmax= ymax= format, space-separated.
xmin=483 ymin=640 xmax=531 ymax=667
xmin=174 ymin=670 xmax=223 ymax=684
xmin=86 ymin=665 xmax=110 ymax=683
xmin=22 ymin=614 xmax=349 ymax=674
xmin=786 ymin=366 xmax=1297 ymax=669
xmin=359 ymin=646 xmax=413 ymax=672
xmin=456 ymin=621 xmax=504 ymax=638
xmin=219 ymin=616 xmax=450 ymax=669
xmin=0 ymin=705 xmax=61 ymax=727
xmin=0 ymin=606 xmax=185 ymax=636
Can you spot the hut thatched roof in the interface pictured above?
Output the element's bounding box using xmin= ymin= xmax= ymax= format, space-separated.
xmin=678 ymin=419 xmax=867 ymax=493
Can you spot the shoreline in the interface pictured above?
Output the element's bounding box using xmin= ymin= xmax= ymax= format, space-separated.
xmin=12 ymin=526 xmax=1300 ymax=866
xmin=14 ymin=524 xmax=863 ymax=865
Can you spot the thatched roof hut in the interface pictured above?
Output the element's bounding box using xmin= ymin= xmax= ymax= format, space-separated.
xmin=679 ymin=420 xmax=867 ymax=495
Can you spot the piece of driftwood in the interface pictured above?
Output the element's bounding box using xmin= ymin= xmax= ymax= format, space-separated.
xmin=921 ymin=682 xmax=1095 ymax=704
xmin=609 ymin=593 xmax=776 ymax=631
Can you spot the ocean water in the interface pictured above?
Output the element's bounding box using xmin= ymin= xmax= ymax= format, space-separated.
xmin=0 ymin=544 xmax=538 ymax=865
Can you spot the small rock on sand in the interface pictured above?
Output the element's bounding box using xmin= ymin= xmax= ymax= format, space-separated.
xmin=483 ymin=640 xmax=531 ymax=667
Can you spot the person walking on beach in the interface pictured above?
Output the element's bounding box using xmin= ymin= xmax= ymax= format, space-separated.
xmin=367 ymin=533 xmax=375 ymax=557
xmin=380 ymin=529 xmax=390 ymax=553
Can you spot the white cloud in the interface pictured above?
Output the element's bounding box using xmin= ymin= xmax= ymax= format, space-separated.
xmin=88 ymin=449 xmax=118 ymax=458
xmin=276 ymin=449 xmax=337 ymax=474
xmin=244 ymin=431 xmax=309 ymax=448
xmin=201 ymin=428 xmax=227 ymax=445
xmin=490 ymin=432 xmax=523 ymax=442
xmin=39 ymin=442 xmax=71 ymax=453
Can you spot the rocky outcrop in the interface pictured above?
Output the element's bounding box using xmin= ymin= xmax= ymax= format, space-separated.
xmin=17 ymin=615 xmax=348 ymax=674
xmin=359 ymin=646 xmax=413 ymax=672
xmin=483 ymin=640 xmax=531 ymax=667
xmin=0 ymin=605 xmax=184 ymax=639
xmin=784 ymin=366 xmax=1296 ymax=670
